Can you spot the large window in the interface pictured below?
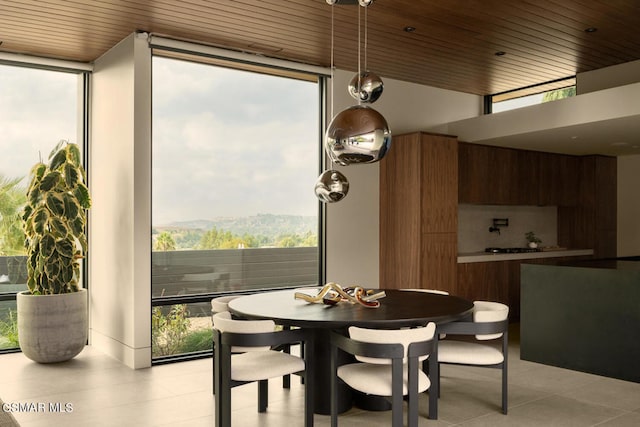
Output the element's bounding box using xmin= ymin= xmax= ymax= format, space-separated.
xmin=151 ymin=55 xmax=322 ymax=360
xmin=0 ymin=63 xmax=86 ymax=352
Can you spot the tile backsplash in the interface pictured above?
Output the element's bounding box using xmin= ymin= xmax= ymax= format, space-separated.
xmin=458 ymin=204 xmax=558 ymax=253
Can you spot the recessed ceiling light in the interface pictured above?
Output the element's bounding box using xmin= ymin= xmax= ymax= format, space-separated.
xmin=611 ymin=142 xmax=629 ymax=147
xmin=403 ymin=26 xmax=416 ymax=33
xmin=495 ymin=51 xmax=506 ymax=56
xmin=584 ymin=27 xmax=598 ymax=33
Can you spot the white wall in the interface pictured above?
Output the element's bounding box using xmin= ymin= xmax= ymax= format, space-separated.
xmin=89 ymin=33 xmax=152 ymax=369
xmin=578 ymin=59 xmax=640 ymax=94
xmin=617 ymin=155 xmax=640 ymax=256
xmin=325 ymin=70 xmax=481 ymax=287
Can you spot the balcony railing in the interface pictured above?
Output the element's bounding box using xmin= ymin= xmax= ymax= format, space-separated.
xmin=152 ymin=247 xmax=318 ymax=298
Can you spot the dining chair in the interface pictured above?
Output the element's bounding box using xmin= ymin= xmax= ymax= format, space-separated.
xmin=330 ymin=323 xmax=437 ymax=427
xmin=212 ymin=294 xmax=298 ymax=389
xmin=436 ymin=300 xmax=509 ymax=414
xmin=211 ymin=295 xmax=240 ymax=318
xmin=212 ymin=311 xmax=314 ymax=427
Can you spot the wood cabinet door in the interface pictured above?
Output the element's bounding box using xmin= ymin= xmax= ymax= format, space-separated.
xmin=380 ymin=133 xmax=422 ymax=288
xmin=421 ymin=133 xmax=458 ymax=233
xmin=456 ymin=261 xmax=510 ymax=305
xmin=459 ymin=142 xmax=518 ymax=204
xmin=380 ymin=132 xmax=458 ymax=290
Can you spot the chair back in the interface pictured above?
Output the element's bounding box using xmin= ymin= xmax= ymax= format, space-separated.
xmin=211 ymin=295 xmax=240 ymax=314
xmin=348 ymin=323 xmax=436 ymax=365
xmin=473 ymin=301 xmax=509 ymax=340
xmin=212 ymin=311 xmax=275 ymax=352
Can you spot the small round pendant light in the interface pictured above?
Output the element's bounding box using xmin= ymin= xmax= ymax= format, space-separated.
xmin=314 ymin=170 xmax=350 ymax=203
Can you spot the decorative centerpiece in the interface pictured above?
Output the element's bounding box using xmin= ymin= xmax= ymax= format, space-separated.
xmin=295 ymin=282 xmax=385 ymax=308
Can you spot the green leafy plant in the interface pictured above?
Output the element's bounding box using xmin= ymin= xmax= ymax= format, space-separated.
xmin=22 ymin=141 xmax=91 ymax=295
xmin=151 ymin=305 xmax=191 ymax=357
xmin=525 ymin=231 xmax=542 ymax=244
xmin=0 ymin=174 xmax=27 ymax=256
xmin=180 ymin=328 xmax=213 ymax=353
xmin=0 ymin=309 xmax=20 ymax=349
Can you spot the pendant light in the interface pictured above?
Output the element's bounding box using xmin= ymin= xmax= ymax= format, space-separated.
xmin=315 ymin=0 xmax=391 ymax=203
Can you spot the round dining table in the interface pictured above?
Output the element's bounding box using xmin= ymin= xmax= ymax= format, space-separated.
xmin=229 ymin=287 xmax=473 ymax=418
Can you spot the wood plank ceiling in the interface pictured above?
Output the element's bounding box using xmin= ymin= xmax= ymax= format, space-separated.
xmin=1 ymin=0 xmax=640 ymax=97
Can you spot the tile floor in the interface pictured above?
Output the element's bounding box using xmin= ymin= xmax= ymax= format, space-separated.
xmin=1 ymin=325 xmax=639 ymax=426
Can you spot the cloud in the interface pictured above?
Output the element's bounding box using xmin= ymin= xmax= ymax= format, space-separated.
xmin=0 ymin=65 xmax=78 ymax=179
xmin=0 ymin=60 xmax=321 ymax=226
xmin=151 ymin=58 xmax=320 ymax=224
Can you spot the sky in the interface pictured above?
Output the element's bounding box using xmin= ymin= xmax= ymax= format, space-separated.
xmin=0 ymin=65 xmax=79 ymax=183
xmin=151 ymin=57 xmax=320 ymax=225
xmin=0 ymin=59 xmax=320 ymax=226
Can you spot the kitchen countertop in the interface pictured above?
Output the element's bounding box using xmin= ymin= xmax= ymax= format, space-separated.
xmin=457 ymin=249 xmax=594 ymax=263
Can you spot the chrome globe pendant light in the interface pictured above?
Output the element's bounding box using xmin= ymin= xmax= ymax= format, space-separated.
xmin=315 ymin=0 xmax=350 ymax=203
xmin=324 ymin=0 xmax=391 ymax=168
xmin=315 ymin=0 xmax=391 ymax=203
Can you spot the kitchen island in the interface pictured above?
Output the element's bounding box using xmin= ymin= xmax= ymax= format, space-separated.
xmin=520 ymin=258 xmax=640 ymax=383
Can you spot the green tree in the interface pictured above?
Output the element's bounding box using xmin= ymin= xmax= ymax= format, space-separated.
xmin=301 ymin=231 xmax=317 ymax=247
xmin=277 ymin=234 xmax=301 ymax=248
xmin=154 ymin=231 xmax=176 ymax=251
xmin=0 ymin=175 xmax=27 ymax=256
xmin=542 ymin=87 xmax=576 ymax=102
xmin=198 ymin=227 xmax=256 ymax=249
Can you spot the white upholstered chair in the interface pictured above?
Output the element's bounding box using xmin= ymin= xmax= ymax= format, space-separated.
xmin=211 ymin=295 xmax=240 ymax=318
xmin=436 ymin=301 xmax=509 ymax=414
xmin=212 ymin=311 xmax=314 ymax=427
xmin=330 ymin=323 xmax=437 ymax=427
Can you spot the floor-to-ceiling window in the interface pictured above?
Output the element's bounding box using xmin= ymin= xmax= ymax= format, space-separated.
xmin=151 ymin=54 xmax=322 ymax=361
xmin=0 ymin=62 xmax=88 ymax=352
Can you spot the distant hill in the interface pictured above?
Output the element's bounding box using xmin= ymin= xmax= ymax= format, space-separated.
xmin=158 ymin=214 xmax=317 ymax=239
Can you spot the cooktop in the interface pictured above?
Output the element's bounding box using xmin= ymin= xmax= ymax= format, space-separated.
xmin=484 ymin=247 xmax=540 ymax=254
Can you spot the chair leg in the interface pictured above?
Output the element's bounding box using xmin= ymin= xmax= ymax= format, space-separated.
xmin=330 ymin=345 xmax=338 ymax=427
xmin=427 ymin=346 xmax=438 ymax=419
xmin=502 ymin=363 xmax=508 ymax=414
xmin=502 ymin=329 xmax=508 ymax=414
xmin=282 ymin=327 xmax=292 ymax=388
xmin=258 ymin=379 xmax=268 ymax=412
xmin=408 ymin=359 xmax=419 ymax=427
xmin=215 ymin=353 xmax=232 ymax=427
xmin=391 ymin=360 xmax=403 ymax=427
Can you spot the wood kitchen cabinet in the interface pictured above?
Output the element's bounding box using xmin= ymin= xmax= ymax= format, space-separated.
xmin=459 ymin=143 xmax=519 ymax=205
xmin=558 ymin=155 xmax=616 ymax=258
xmin=459 ymin=142 xmax=581 ymax=206
xmin=380 ymin=132 xmax=458 ymax=291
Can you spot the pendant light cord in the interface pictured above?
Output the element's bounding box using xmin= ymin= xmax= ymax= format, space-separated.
xmin=364 ymin=5 xmax=368 ymax=72
xmin=330 ymin=3 xmax=335 ymax=118
xmin=357 ymin=4 xmax=362 ymax=105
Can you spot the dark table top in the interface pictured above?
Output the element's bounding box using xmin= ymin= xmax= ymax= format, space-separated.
xmin=229 ymin=288 xmax=474 ymax=328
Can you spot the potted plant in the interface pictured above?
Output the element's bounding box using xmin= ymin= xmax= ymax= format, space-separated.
xmin=525 ymin=231 xmax=542 ymax=249
xmin=17 ymin=140 xmax=91 ymax=363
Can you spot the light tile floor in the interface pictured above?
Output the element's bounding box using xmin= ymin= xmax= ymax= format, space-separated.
xmin=1 ymin=325 xmax=639 ymax=426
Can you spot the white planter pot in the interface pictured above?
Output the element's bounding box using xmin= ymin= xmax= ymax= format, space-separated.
xmin=17 ymin=288 xmax=87 ymax=363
